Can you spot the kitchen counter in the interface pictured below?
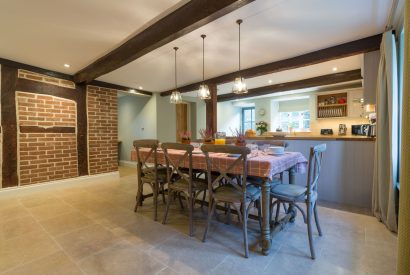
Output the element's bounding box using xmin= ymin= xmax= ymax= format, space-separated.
xmin=244 ymin=135 xmax=375 ymax=142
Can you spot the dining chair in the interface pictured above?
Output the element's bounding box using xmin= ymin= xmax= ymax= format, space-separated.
xmin=133 ymin=139 xmax=168 ymax=221
xmin=161 ymin=143 xmax=207 ymax=237
xmin=270 ymin=143 xmax=326 ymax=259
xmin=201 ymin=144 xmax=261 ymax=258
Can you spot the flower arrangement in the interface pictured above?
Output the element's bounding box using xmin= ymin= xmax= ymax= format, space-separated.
xmin=232 ymin=128 xmax=246 ymax=146
xmin=179 ymin=131 xmax=191 ymax=144
xmin=256 ymin=121 xmax=268 ymax=136
xmin=199 ymin=128 xmax=214 ymax=144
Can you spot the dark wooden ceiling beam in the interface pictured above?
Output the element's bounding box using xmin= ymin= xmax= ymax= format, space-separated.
xmin=217 ymin=69 xmax=362 ymax=102
xmin=73 ymin=0 xmax=254 ymax=84
xmin=0 ymin=57 xmax=152 ymax=95
xmin=161 ymin=34 xmax=381 ymax=96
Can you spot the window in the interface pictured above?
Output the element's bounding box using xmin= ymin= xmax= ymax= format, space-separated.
xmin=279 ymin=111 xmax=310 ymax=131
xmin=241 ymin=107 xmax=255 ymax=131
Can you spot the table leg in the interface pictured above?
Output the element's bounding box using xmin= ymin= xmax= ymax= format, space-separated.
xmin=288 ymin=166 xmax=297 ymax=223
xmin=261 ymin=179 xmax=271 ymax=255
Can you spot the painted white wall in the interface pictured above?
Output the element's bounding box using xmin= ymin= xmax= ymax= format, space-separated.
xmin=118 ymin=94 xmax=157 ymax=161
xmin=217 ymin=101 xmax=241 ymax=134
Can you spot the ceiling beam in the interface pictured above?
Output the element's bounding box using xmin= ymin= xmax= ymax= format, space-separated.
xmin=73 ymin=0 xmax=254 ymax=84
xmin=161 ymin=34 xmax=381 ymax=96
xmin=217 ymin=69 xmax=362 ymax=102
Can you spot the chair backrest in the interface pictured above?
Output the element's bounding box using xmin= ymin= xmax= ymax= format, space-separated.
xmin=306 ymin=144 xmax=326 ymax=201
xmin=133 ymin=139 xmax=160 ymax=181
xmin=247 ymin=140 xmax=289 ymax=148
xmin=201 ymin=144 xmax=251 ymax=198
xmin=161 ymin=143 xmax=195 ymax=190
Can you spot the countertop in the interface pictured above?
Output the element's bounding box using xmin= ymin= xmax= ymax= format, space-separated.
xmin=242 ymin=135 xmax=375 ymax=142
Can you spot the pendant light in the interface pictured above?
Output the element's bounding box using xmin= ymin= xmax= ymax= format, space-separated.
xmin=232 ymin=19 xmax=248 ymax=94
xmin=198 ymin=34 xmax=211 ymax=100
xmin=170 ymin=47 xmax=183 ymax=104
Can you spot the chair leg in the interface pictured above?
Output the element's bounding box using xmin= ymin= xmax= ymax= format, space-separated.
xmin=306 ymin=202 xmax=316 ymax=259
xmin=226 ymin=203 xmax=231 ymax=225
xmin=202 ymin=199 xmax=216 ymax=242
xmin=134 ymin=183 xmax=143 ymax=212
xmin=153 ymin=183 xmax=158 ymax=221
xmin=162 ymin=190 xmax=173 ymax=224
xmin=201 ymin=190 xmax=206 ymax=209
xmin=256 ymin=200 xmax=262 ymax=230
xmin=188 ymin=193 xmax=194 ymax=237
xmin=242 ymin=202 xmax=249 ymax=258
xmin=313 ymin=201 xmax=323 ymax=236
xmin=161 ymin=184 xmax=166 ymax=204
xmin=178 ymin=192 xmax=184 ymax=210
xmin=275 ymin=201 xmax=281 ymax=224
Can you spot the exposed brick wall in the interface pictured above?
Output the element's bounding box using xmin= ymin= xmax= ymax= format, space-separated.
xmin=16 ymin=92 xmax=76 ymax=127
xmin=18 ymin=69 xmax=75 ymax=89
xmin=87 ymin=86 xmax=118 ymax=175
xmin=16 ymin=92 xmax=78 ymax=185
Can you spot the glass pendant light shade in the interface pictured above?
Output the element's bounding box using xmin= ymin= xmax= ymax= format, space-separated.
xmin=197 ymin=34 xmax=211 ymax=100
xmin=170 ymin=47 xmax=183 ymax=104
xmin=232 ymin=19 xmax=247 ymax=95
xmin=232 ymin=77 xmax=248 ymax=94
xmin=170 ymin=90 xmax=182 ymax=104
xmin=198 ymin=84 xmax=211 ymax=99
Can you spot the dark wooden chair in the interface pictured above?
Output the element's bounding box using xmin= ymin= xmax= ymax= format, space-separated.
xmin=201 ymin=144 xmax=261 ymax=258
xmin=133 ymin=139 xmax=168 ymax=221
xmin=270 ymin=143 xmax=326 ymax=259
xmin=161 ymin=143 xmax=207 ymax=237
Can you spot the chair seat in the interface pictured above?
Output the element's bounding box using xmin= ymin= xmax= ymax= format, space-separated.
xmin=169 ymin=178 xmax=208 ymax=192
xmin=142 ymin=166 xmax=172 ymax=183
xmin=214 ymin=184 xmax=260 ymax=203
xmin=270 ymin=184 xmax=307 ymax=200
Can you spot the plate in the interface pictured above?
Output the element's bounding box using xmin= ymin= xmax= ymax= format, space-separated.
xmin=192 ymin=150 xmax=203 ymax=154
xmin=268 ymin=152 xmax=285 ymax=156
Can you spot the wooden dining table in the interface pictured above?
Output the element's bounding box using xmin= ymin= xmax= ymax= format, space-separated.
xmin=131 ymin=147 xmax=308 ymax=255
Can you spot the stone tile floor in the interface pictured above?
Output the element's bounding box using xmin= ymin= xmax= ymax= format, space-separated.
xmin=0 ymin=166 xmax=397 ymax=275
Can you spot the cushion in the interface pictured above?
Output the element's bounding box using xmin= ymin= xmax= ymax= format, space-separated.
xmin=271 ymin=184 xmax=307 ymax=199
xmin=214 ymin=184 xmax=261 ymax=203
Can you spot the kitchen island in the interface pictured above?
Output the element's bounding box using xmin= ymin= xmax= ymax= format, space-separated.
xmin=246 ymin=135 xmax=375 ymax=214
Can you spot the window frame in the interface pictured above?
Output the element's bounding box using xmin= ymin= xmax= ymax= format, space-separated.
xmin=279 ymin=110 xmax=310 ymax=132
xmin=241 ymin=107 xmax=255 ymax=132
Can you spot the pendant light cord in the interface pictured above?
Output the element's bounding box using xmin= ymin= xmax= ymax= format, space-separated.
xmin=237 ymin=19 xmax=243 ymax=73
xmin=202 ymin=36 xmax=205 ymax=81
xmin=174 ymin=47 xmax=178 ymax=90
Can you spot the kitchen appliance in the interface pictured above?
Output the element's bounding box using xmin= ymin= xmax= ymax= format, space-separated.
xmin=352 ymin=124 xmax=370 ymax=136
xmin=320 ymin=129 xmax=333 ymax=135
xmin=338 ymin=124 xmax=347 ymax=135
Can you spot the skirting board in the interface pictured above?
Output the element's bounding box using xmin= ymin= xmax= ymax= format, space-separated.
xmin=0 ymin=171 xmax=120 ymax=194
xmin=119 ymin=160 xmax=137 ymax=167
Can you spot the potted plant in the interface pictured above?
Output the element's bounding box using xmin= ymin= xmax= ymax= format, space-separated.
xmin=256 ymin=121 xmax=268 ymax=136
xmin=233 ymin=129 xmax=246 ymax=147
xmin=199 ymin=128 xmax=214 ymax=144
xmin=179 ymin=131 xmax=191 ymax=144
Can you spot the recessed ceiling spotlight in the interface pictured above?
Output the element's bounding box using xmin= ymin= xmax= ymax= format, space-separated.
xmin=332 ymin=67 xmax=338 ymax=72
xmin=64 ymin=64 xmax=70 ymax=68
xmin=268 ymin=80 xmax=272 ymax=84
xmin=138 ymin=86 xmax=143 ymax=90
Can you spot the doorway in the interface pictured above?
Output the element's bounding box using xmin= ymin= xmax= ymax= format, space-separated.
xmin=176 ymin=103 xmax=188 ymax=142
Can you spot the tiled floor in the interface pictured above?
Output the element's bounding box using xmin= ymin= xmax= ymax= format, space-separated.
xmin=0 ymin=166 xmax=397 ymax=275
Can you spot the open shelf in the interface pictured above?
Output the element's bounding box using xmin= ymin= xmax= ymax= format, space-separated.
xmin=317 ymin=93 xmax=348 ymax=118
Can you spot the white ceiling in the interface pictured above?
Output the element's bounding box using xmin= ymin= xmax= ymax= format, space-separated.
xmin=0 ymin=0 xmax=391 ymax=91
xmin=98 ymin=0 xmax=391 ymax=92
xmin=0 ymin=0 xmax=183 ymax=73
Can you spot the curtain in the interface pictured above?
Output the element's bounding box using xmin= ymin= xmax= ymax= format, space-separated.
xmin=372 ymin=31 xmax=399 ymax=232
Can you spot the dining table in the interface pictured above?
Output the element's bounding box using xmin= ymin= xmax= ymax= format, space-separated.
xmin=131 ymin=146 xmax=308 ymax=255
